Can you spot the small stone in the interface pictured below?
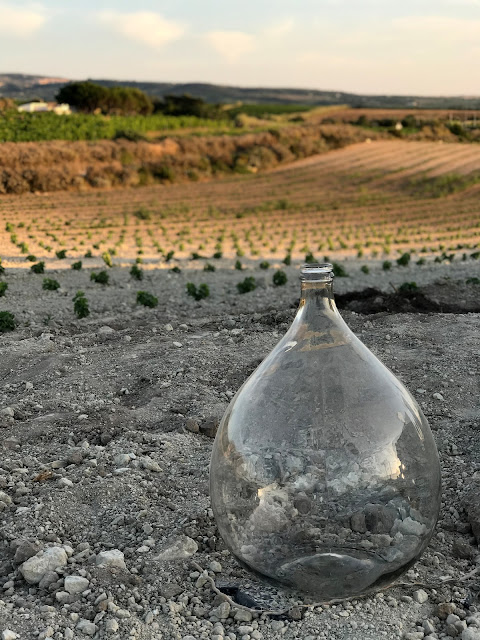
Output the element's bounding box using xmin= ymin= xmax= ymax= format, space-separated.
xmin=58 ymin=477 xmax=74 ymax=487
xmin=350 ymin=511 xmax=367 ymax=533
xmin=0 ymin=491 xmax=12 ymax=505
xmin=64 ymin=630 xmax=74 ymax=640
xmin=211 ymin=601 xmax=230 ymax=619
xmin=173 ymin=342 xmax=183 ymax=348
xmin=2 ymin=631 xmax=18 ymax=640
xmin=462 ymin=630 xmax=480 ymax=640
xmin=38 ymin=571 xmax=59 ymax=590
xmin=423 ymin=620 xmax=435 ymax=635
xmin=234 ymin=609 xmax=253 ymax=622
xmin=105 ymin=619 xmax=119 ymax=634
xmin=209 ymin=561 xmax=222 ymax=573
xmin=200 ymin=416 xmax=220 ymax=438
xmin=76 ymin=619 xmax=98 ymax=636
xmin=446 ymin=623 xmax=459 ymax=637
xmin=185 ymin=418 xmax=200 ymax=433
xmin=98 ymin=326 xmax=114 ymax=335
xmin=271 ymin=621 xmax=284 ymax=631
xmin=452 ymin=540 xmax=475 ymax=559
xmin=13 ymin=540 xmax=40 ymax=564
xmin=164 ymin=324 xmax=173 ymax=331
xmin=437 ymin=603 xmax=457 ymax=619
xmin=25 ymin=382 xmax=33 ymax=390
xmin=447 ymin=614 xmax=461 ymax=625
xmin=113 ymin=454 xmax=131 ymax=467
xmin=55 ymin=591 xmax=72 ymax=604
xmin=96 ymin=549 xmax=126 ymax=570
xmin=413 ymin=589 xmax=429 ymax=604
xmin=433 ymin=392 xmax=444 ymax=401
xmin=141 ymin=456 xmax=162 ymax=472
xmin=364 ymin=503 xmax=396 ymax=534
xmin=0 ymin=407 xmax=14 ymax=417
xmin=288 ymin=606 xmax=303 ymax=621
xmin=144 ymin=610 xmax=154 ymax=625
xmin=155 ymin=536 xmax=198 ymax=562
xmin=64 ymin=575 xmax=89 ymax=594
xmin=20 ymin=547 xmax=68 ymax=584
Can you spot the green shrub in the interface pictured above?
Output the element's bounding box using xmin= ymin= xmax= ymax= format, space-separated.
xmin=259 ymin=261 xmax=270 ymax=270
xmin=18 ymin=242 xmax=29 ymax=254
xmin=273 ymin=270 xmax=287 ymax=286
xmin=416 ymin=258 xmax=426 ymax=266
xmin=170 ymin=266 xmax=181 ymax=273
xmin=90 ymin=271 xmax=109 ymax=284
xmin=165 ymin=250 xmax=175 ymax=262
xmin=130 ymin=264 xmax=143 ymax=280
xmin=102 ymin=251 xmax=113 ymax=267
xmin=26 ymin=254 xmax=37 ymax=262
xmin=84 ymin=249 xmax=93 ymax=258
xmin=466 ymin=277 xmax=480 ymax=285
xmin=0 ymin=282 xmax=8 ymax=297
xmin=73 ymin=291 xmax=90 ymax=318
xmin=396 ymin=252 xmax=411 ymax=267
xmin=332 ymin=263 xmax=348 ymax=277
xmin=305 ymin=252 xmax=316 ymax=264
xmin=360 ymin=265 xmax=369 ymax=274
xmin=0 ymin=311 xmax=16 ymax=332
xmin=5 ymin=222 xmax=14 ymax=232
xmin=186 ymin=282 xmax=210 ymax=301
xmin=398 ymin=281 xmax=418 ymax=292
xmin=283 ymin=254 xmax=292 ymax=266
xmin=470 ymin=251 xmax=480 ymax=260
xmin=134 ymin=207 xmax=151 ymax=221
xmin=0 ymin=262 xmax=4 ymax=276
xmin=42 ymin=278 xmax=60 ymax=290
xmin=235 ymin=260 xmax=243 ymax=271
xmin=382 ymin=260 xmax=392 ymax=271
xmin=204 ymin=263 xmax=216 ymax=272
xmin=237 ymin=276 xmax=257 ymax=294
xmin=56 ymin=249 xmax=67 ymax=259
xmin=71 ymin=261 xmax=82 ymax=270
xmin=31 ymin=261 xmax=45 ymax=274
xmin=213 ymin=251 xmax=223 ymax=259
xmin=191 ymin=252 xmax=203 ymax=260
xmin=137 ymin=290 xmax=158 ymax=307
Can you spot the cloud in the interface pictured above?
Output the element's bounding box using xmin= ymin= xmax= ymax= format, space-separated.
xmin=393 ymin=15 xmax=480 ymax=39
xmin=0 ymin=2 xmax=46 ymax=37
xmin=205 ymin=30 xmax=255 ymax=61
xmin=263 ymin=19 xmax=294 ymax=38
xmin=97 ymin=10 xmax=186 ymax=49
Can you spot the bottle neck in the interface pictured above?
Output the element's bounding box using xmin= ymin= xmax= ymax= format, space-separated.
xmin=300 ymin=280 xmax=337 ymax=313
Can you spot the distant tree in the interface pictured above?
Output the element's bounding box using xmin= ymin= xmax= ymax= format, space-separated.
xmin=56 ymin=82 xmax=153 ymax=115
xmin=154 ymin=94 xmax=221 ymax=119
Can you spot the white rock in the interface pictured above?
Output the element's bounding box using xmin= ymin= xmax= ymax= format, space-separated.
xmin=433 ymin=392 xmax=444 ymax=401
xmin=105 ymin=619 xmax=119 ymax=634
xmin=58 ymin=477 xmax=73 ymax=487
xmin=462 ymin=630 xmax=480 ymax=640
xmin=25 ymin=382 xmax=33 ymax=390
xmin=76 ymin=619 xmax=97 ymax=636
xmin=0 ymin=407 xmax=14 ymax=417
xmin=0 ymin=491 xmax=12 ymax=505
xmin=413 ymin=589 xmax=429 ymax=604
xmin=141 ymin=456 xmax=162 ymax=472
xmin=98 ymin=326 xmax=114 ymax=334
xmin=209 ymin=561 xmax=222 ymax=573
xmin=113 ymin=453 xmax=131 ymax=467
xmin=2 ymin=631 xmax=18 ymax=640
xmin=155 ymin=536 xmax=198 ymax=562
xmin=64 ymin=575 xmax=90 ymax=594
xmin=95 ymin=549 xmax=126 ymax=570
xmin=64 ymin=630 xmax=74 ymax=640
xmin=173 ymin=341 xmax=183 ymax=348
xmin=20 ymin=547 xmax=68 ymax=584
xmin=164 ymin=324 xmax=174 ymax=332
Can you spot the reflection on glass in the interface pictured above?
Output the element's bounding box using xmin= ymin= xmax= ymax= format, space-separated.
xmin=210 ymin=264 xmax=441 ymax=601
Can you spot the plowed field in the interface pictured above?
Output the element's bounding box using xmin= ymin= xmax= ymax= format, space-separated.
xmin=1 ymin=140 xmax=479 ymax=268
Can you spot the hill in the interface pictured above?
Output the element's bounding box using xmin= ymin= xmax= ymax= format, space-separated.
xmin=1 ymin=72 xmax=480 ymax=109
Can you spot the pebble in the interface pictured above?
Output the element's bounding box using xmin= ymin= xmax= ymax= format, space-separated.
xmin=462 ymin=630 xmax=480 ymax=640
xmin=76 ymin=619 xmax=97 ymax=636
xmin=209 ymin=561 xmax=222 ymax=573
xmin=96 ymin=549 xmax=126 ymax=569
xmin=155 ymin=536 xmax=198 ymax=561
xmin=20 ymin=546 xmax=68 ymax=584
xmin=433 ymin=392 xmax=445 ymax=401
xmin=211 ymin=601 xmax=231 ymax=620
xmin=234 ymin=609 xmax=253 ymax=622
xmin=413 ymin=589 xmax=429 ymax=604
xmin=423 ymin=620 xmax=435 ymax=635
xmin=105 ymin=619 xmax=119 ymax=634
xmin=2 ymin=631 xmax=18 ymax=640
xmin=173 ymin=341 xmax=183 ymax=348
xmin=437 ymin=603 xmax=457 ymax=619
xmin=13 ymin=540 xmax=39 ymax=564
xmin=64 ymin=575 xmax=90 ymax=594
xmin=185 ymin=417 xmax=200 ymax=433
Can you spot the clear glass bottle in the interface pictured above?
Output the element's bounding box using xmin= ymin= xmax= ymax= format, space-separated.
xmin=210 ymin=263 xmax=441 ymax=601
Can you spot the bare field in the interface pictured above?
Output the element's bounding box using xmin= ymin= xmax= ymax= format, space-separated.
xmin=0 ymin=140 xmax=479 ymax=271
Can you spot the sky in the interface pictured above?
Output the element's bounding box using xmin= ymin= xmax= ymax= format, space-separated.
xmin=1 ymin=0 xmax=480 ymax=96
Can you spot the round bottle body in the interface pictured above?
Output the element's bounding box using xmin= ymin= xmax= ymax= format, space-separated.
xmin=210 ymin=268 xmax=441 ymax=601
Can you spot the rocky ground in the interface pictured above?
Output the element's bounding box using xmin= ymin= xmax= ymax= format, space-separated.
xmin=0 ymin=258 xmax=479 ymax=640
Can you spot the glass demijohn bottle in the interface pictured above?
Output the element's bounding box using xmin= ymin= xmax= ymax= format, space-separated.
xmin=210 ymin=263 xmax=441 ymax=601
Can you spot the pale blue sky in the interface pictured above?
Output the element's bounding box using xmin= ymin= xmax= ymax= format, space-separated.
xmin=1 ymin=1 xmax=479 ymax=95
